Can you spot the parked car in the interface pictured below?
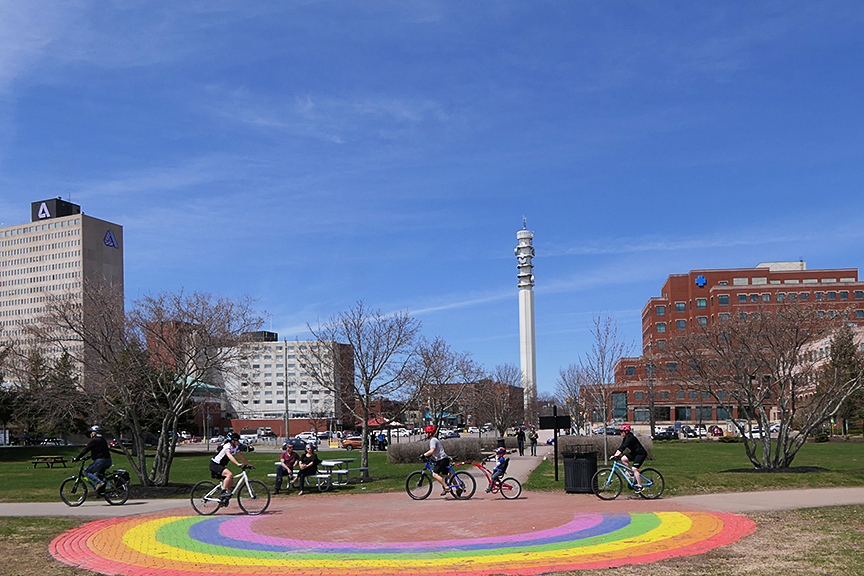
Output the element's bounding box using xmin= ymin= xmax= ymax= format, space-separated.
xmin=467 ymin=427 xmax=480 ymax=434
xmin=297 ymin=432 xmax=318 ymax=443
xmin=652 ymin=429 xmax=678 ymax=441
xmin=285 ymin=437 xmax=310 ymax=451
xmin=341 ymin=436 xmax=363 ymax=450
xmin=707 ymin=425 xmax=723 ymax=437
xmin=681 ymin=426 xmax=698 ymax=438
xmin=110 ymin=438 xmax=133 ymax=448
xmin=441 ymin=431 xmax=461 ymax=439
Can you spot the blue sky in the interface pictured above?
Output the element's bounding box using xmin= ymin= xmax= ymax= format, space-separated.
xmin=2 ymin=1 xmax=864 ymax=396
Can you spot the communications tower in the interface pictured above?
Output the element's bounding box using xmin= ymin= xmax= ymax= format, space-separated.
xmin=515 ymin=219 xmax=537 ymax=418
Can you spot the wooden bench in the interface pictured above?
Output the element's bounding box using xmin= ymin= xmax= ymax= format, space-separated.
xmin=30 ymin=455 xmax=68 ymax=468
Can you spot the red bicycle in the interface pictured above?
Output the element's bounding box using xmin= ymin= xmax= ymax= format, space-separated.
xmin=456 ymin=457 xmax=522 ymax=499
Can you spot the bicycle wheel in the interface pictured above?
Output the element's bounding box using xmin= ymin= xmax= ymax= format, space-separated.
xmin=452 ymin=471 xmax=476 ymax=500
xmin=103 ymin=474 xmax=129 ymax=506
xmin=406 ymin=471 xmax=433 ymax=500
xmin=500 ymin=477 xmax=522 ymax=499
xmin=237 ymin=479 xmax=271 ymax=515
xmin=592 ymin=468 xmax=622 ymax=500
xmin=60 ymin=477 xmax=88 ymax=507
xmin=190 ymin=481 xmax=221 ymax=515
xmin=637 ymin=468 xmax=665 ymax=499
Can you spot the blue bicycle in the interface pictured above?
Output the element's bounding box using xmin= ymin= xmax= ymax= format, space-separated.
xmin=591 ymin=457 xmax=664 ymax=500
xmin=406 ymin=458 xmax=476 ymax=500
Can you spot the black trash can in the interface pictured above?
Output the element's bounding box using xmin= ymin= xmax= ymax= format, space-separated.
xmin=562 ymin=445 xmax=597 ymax=493
xmin=497 ymin=438 xmax=507 ymax=449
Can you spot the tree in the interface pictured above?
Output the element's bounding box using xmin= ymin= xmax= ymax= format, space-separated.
xmin=825 ymin=325 xmax=864 ymax=435
xmin=23 ymin=280 xmax=265 ymax=485
xmin=300 ymin=301 xmax=421 ymax=471
xmin=669 ymin=302 xmax=864 ymax=469
xmin=405 ymin=336 xmax=483 ymax=430
xmin=477 ymin=363 xmax=523 ymax=437
xmin=578 ymin=313 xmax=633 ymax=461
xmin=555 ymin=363 xmax=587 ymax=432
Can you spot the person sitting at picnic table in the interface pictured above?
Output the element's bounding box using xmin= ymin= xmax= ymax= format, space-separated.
xmin=274 ymin=441 xmax=299 ymax=494
xmin=296 ymin=443 xmax=321 ymax=495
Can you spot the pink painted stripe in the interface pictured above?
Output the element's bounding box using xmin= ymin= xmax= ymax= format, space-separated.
xmin=218 ymin=513 xmax=608 ymax=549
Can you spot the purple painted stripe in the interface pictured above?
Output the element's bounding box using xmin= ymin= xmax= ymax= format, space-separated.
xmin=218 ymin=513 xmax=609 ymax=549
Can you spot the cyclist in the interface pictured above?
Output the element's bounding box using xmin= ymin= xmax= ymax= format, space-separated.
xmin=210 ymin=432 xmax=253 ymax=503
xmin=422 ymin=425 xmax=454 ymax=496
xmin=610 ymin=424 xmax=647 ymax=493
xmin=485 ymin=447 xmax=507 ymax=493
xmin=72 ymin=425 xmax=112 ymax=494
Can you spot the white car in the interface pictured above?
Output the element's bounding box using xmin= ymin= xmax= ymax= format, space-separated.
xmin=467 ymin=427 xmax=479 ymax=434
xmin=297 ymin=432 xmax=318 ymax=443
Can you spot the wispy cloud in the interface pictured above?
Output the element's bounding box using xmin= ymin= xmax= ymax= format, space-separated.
xmin=203 ymin=86 xmax=455 ymax=145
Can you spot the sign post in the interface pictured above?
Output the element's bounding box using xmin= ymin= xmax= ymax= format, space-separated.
xmin=539 ymin=407 xmax=571 ymax=482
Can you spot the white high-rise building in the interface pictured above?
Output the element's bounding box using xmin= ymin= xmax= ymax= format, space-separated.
xmin=222 ymin=333 xmax=352 ymax=426
xmin=0 ymin=198 xmax=123 ymax=372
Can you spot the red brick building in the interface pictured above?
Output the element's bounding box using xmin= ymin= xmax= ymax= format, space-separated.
xmin=611 ymin=262 xmax=864 ymax=429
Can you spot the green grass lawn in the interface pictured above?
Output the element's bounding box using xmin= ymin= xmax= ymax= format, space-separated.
xmin=529 ymin=439 xmax=864 ymax=496
xmin=0 ymin=446 xmax=432 ymax=502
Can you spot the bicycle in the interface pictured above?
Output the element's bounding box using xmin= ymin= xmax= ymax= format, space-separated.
xmin=60 ymin=456 xmax=130 ymax=507
xmin=190 ymin=465 xmax=271 ymax=515
xmin=591 ymin=457 xmax=664 ymax=500
xmin=456 ymin=457 xmax=521 ymax=499
xmin=406 ymin=458 xmax=476 ymax=500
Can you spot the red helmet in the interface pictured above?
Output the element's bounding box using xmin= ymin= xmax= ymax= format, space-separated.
xmin=620 ymin=424 xmax=632 ymax=432
xmin=424 ymin=425 xmax=437 ymax=435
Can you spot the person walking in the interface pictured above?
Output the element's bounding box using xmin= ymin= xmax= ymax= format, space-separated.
xmin=529 ymin=427 xmax=539 ymax=456
xmin=516 ymin=427 xmax=526 ymax=456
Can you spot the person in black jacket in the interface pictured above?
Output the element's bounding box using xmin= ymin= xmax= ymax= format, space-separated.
xmin=611 ymin=424 xmax=647 ymax=493
xmin=73 ymin=425 xmax=112 ymax=493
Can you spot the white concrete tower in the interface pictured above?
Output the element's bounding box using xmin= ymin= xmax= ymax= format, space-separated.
xmin=515 ymin=219 xmax=537 ymax=418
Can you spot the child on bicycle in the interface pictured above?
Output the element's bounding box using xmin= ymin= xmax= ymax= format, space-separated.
xmin=422 ymin=425 xmax=453 ymax=496
xmin=485 ymin=447 xmax=507 ymax=493
xmin=610 ymin=424 xmax=647 ymax=493
xmin=210 ymin=432 xmax=253 ymax=502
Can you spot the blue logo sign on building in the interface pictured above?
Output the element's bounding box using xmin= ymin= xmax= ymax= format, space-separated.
xmin=695 ymin=275 xmax=707 ymax=288
xmin=104 ymin=230 xmax=119 ymax=249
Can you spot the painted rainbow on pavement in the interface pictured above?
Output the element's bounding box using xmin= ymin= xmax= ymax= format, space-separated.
xmin=50 ymin=511 xmax=754 ymax=575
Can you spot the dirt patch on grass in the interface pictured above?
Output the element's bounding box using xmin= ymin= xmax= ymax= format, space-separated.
xmin=719 ymin=466 xmax=830 ymax=474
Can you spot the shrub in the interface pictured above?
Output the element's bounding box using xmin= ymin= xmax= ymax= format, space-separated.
xmin=814 ymin=433 xmax=830 ymax=443
xmin=718 ymin=435 xmax=743 ymax=443
xmin=554 ymin=435 xmax=654 ymax=460
xmin=387 ymin=437 xmax=482 ymax=464
xmin=479 ymin=437 xmax=518 ymax=451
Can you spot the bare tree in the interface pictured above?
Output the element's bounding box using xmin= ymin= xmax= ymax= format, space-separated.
xmin=555 ymin=363 xmax=587 ymax=432
xmin=23 ymin=281 xmax=265 ymax=485
xmin=405 ymin=336 xmax=483 ymax=430
xmin=299 ymin=301 xmax=421 ymax=470
xmin=669 ymin=302 xmax=864 ymax=468
xmin=576 ymin=313 xmax=633 ymax=461
xmin=477 ymin=363 xmax=523 ymax=437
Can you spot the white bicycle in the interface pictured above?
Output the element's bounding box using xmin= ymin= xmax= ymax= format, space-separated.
xmin=190 ymin=465 xmax=271 ymax=515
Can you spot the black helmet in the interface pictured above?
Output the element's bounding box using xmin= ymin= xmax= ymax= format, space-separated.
xmin=89 ymin=425 xmax=102 ymax=434
xmin=228 ymin=432 xmax=240 ymax=441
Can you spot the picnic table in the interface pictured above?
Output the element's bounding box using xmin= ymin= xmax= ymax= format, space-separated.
xmin=321 ymin=458 xmax=368 ymax=484
xmin=30 ymin=455 xmax=68 ymax=468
